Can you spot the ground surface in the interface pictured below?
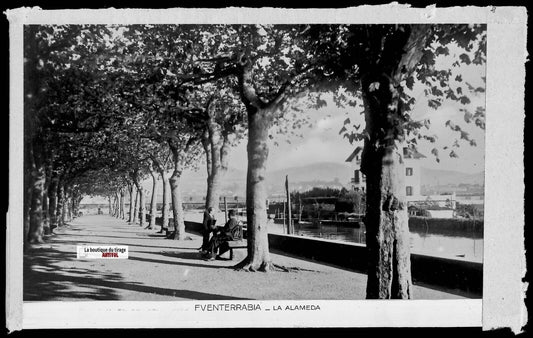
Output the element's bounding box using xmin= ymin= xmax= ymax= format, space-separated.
xmin=24 ymin=215 xmax=470 ymax=301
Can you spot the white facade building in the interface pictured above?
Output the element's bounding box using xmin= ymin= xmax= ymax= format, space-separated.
xmin=345 ymin=147 xmax=365 ymax=191
xmin=345 ymin=147 xmax=426 ymax=202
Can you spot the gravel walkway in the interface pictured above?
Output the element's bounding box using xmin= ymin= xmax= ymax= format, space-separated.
xmin=24 ymin=215 xmax=470 ymax=301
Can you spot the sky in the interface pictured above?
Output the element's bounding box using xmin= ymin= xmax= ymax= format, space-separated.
xmin=212 ymin=44 xmax=487 ymax=176
xmin=222 ymin=80 xmax=486 ymax=175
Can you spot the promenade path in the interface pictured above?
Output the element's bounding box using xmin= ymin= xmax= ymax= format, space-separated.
xmin=24 ymin=215 xmax=470 ymax=301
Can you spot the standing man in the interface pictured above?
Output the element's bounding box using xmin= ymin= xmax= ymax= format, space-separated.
xmin=200 ymin=207 xmax=216 ymax=253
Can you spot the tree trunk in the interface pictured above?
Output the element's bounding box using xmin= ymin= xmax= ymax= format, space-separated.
xmin=357 ymin=25 xmax=432 ymax=299
xmin=42 ymin=186 xmax=49 ymax=234
xmin=139 ymin=188 xmax=145 ymax=227
xmin=120 ymin=188 xmax=125 ymax=219
xmin=168 ymin=147 xmax=186 ymax=240
xmin=64 ymin=189 xmax=72 ymax=222
xmin=128 ymin=184 xmax=134 ymax=222
xmin=363 ymin=145 xmax=411 ymax=299
xmin=115 ymin=191 xmax=120 ymax=218
xmin=64 ymin=194 xmax=71 ymax=222
xmin=169 ymin=171 xmax=186 ymax=240
xmin=206 ymin=167 xmax=225 ymax=211
xmin=133 ymin=188 xmax=139 ymax=223
xmin=361 ymin=71 xmax=413 ymax=299
xmin=108 ymin=196 xmax=112 ymax=216
xmin=28 ymin=142 xmax=46 ymax=244
xmin=159 ymin=171 xmax=170 ymax=233
xmin=234 ymin=107 xmax=273 ymax=271
xmin=47 ymin=173 xmax=58 ymax=231
xmin=56 ymin=180 xmax=65 ymax=227
xmin=134 ymin=182 xmax=145 ymax=227
xmin=76 ymin=196 xmax=82 ymax=216
xmin=42 ymin=167 xmax=51 ymax=234
xmin=147 ymin=168 xmax=158 ymax=229
xmin=203 ymin=111 xmax=231 ymax=211
xmin=112 ymin=193 xmax=117 ymax=217
xmin=72 ymin=196 xmax=77 ymax=218
xmin=23 ymin=140 xmax=34 ymax=247
xmin=201 ymin=130 xmax=213 ymax=210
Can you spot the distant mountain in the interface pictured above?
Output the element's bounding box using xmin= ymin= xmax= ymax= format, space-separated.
xmin=87 ymin=162 xmax=483 ymax=205
xmin=267 ymin=162 xmax=353 ymax=187
xmin=178 ymin=162 xmax=354 ymax=197
xmin=168 ymin=163 xmax=485 ymax=196
xmin=420 ymin=168 xmax=484 ymax=186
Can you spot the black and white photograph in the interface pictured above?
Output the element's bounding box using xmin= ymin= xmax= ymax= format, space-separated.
xmin=5 ymin=5 xmax=527 ymax=331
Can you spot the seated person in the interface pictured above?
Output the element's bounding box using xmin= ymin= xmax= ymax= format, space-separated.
xmin=203 ymin=209 xmax=242 ymax=260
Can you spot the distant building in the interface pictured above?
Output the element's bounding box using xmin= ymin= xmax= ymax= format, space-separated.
xmin=408 ymin=194 xmax=457 ymax=218
xmin=455 ymin=192 xmax=484 ymax=205
xmin=345 ymin=147 xmax=366 ymax=191
xmin=345 ymin=147 xmax=425 ymax=202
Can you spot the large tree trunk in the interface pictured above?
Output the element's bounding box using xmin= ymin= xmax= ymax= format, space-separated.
xmin=28 ymin=142 xmax=46 ymax=243
xmin=25 ymin=25 xmax=44 ymax=244
xmin=359 ymin=26 xmax=430 ymax=299
xmin=159 ymin=171 xmax=170 ymax=233
xmin=168 ymin=146 xmax=186 ymax=240
xmin=147 ymin=167 xmax=158 ymax=229
xmin=362 ymin=143 xmax=411 ymax=299
xmin=361 ymin=74 xmax=412 ymax=299
xmin=234 ymin=107 xmax=273 ymax=271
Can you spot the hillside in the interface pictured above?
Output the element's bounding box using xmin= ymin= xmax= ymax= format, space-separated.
xmin=420 ymin=168 xmax=484 ymax=186
xmin=82 ymin=162 xmax=484 ymax=204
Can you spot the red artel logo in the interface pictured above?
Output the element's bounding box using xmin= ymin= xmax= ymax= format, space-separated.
xmin=102 ymin=252 xmax=119 ymax=257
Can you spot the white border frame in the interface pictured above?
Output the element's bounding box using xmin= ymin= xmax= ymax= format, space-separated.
xmin=5 ymin=5 xmax=527 ymax=332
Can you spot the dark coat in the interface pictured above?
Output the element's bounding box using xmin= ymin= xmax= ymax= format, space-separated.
xmin=202 ymin=211 xmax=216 ymax=230
xmin=220 ymin=218 xmax=242 ymax=240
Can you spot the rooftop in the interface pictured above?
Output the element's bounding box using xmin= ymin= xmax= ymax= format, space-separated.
xmin=345 ymin=146 xmax=362 ymax=163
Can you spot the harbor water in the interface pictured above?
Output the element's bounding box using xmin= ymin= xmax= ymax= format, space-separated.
xmin=267 ymin=220 xmax=483 ymax=263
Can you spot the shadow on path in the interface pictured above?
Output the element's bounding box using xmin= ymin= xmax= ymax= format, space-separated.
xmin=128 ymin=255 xmax=230 ymax=270
xmin=158 ymin=251 xmax=204 ymax=260
xmin=24 ymin=245 xmax=242 ymax=300
xmin=24 ymin=246 xmax=122 ymax=301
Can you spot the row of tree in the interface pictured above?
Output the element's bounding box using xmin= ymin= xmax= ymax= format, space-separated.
xmin=24 ymin=24 xmax=485 ymax=298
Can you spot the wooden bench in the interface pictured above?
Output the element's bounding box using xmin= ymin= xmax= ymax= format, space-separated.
xmin=219 ymin=223 xmax=246 ymax=260
xmin=225 ymin=240 xmax=247 ymax=260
